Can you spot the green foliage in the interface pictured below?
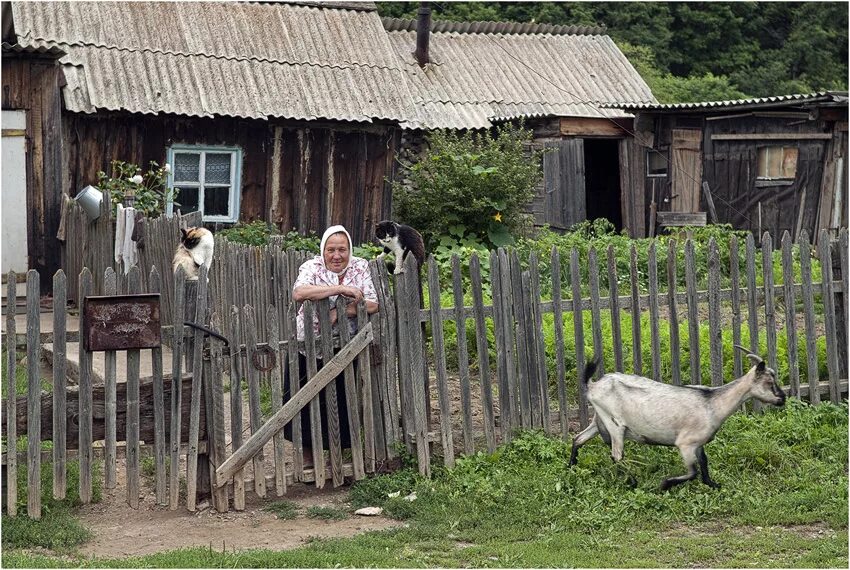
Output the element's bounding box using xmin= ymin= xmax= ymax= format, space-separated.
xmin=218 ymin=221 xmax=280 ymax=246
xmin=306 ymin=506 xmax=348 ymax=520
xmin=275 ymin=230 xmax=321 ymax=253
xmin=99 ymin=160 xmax=174 ymax=218
xmin=393 ymin=123 xmax=542 ymax=250
xmin=263 ymin=500 xmax=298 ymax=520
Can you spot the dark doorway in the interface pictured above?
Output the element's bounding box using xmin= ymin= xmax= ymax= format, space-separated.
xmin=583 ymin=139 xmax=622 ymax=230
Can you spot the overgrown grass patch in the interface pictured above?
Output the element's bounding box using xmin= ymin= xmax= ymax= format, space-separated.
xmin=263 ymin=500 xmax=298 ymax=520
xmin=305 ymin=506 xmax=348 ymax=520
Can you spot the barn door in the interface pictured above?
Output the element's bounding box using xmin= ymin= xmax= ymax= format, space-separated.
xmin=543 ymin=139 xmax=586 ymax=229
xmin=670 ymin=129 xmax=703 ymax=213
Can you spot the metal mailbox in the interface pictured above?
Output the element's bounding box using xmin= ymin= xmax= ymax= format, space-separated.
xmin=83 ymin=294 xmax=161 ymax=351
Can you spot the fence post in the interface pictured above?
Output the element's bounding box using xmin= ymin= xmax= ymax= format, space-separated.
xmin=52 ymin=270 xmax=67 ymax=500
xmin=5 ymin=272 xmax=17 ymax=516
xmin=78 ymin=267 xmax=94 ymax=505
xmin=798 ymin=230 xmax=819 ymax=405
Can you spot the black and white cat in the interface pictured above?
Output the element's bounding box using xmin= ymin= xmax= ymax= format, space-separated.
xmin=375 ymin=220 xmax=425 ymax=275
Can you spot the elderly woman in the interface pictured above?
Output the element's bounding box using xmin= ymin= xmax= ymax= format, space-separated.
xmin=286 ymin=225 xmax=379 ymax=469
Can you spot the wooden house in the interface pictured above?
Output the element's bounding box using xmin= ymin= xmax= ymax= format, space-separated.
xmin=607 ymin=93 xmax=849 ymax=240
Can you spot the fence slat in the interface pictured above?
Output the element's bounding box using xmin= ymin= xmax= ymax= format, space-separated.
xmin=351 ymin=300 xmax=369 ymax=479
xmin=685 ymin=240 xmax=700 ymax=386
xmin=451 ymin=255 xmax=474 ymax=455
xmin=52 ymin=271 xmax=67 ymax=500
xmin=401 ymin=254 xmax=430 ymax=476
xmin=102 ymin=268 xmax=118 ymax=490
xmin=490 ymin=250 xmax=510 ymax=441
xmin=497 ymin=248 xmax=519 ymax=437
xmin=551 ymin=248 xmax=568 ymax=440
xmin=78 ymin=268 xmax=93 ymax=504
xmin=371 ymin=260 xmax=399 ymax=458
xmin=302 ymin=301 xmax=326 ymax=487
xmin=708 ymin=239 xmax=723 ymax=386
xmin=470 ymin=253 xmax=496 ymax=452
xmin=394 ymin=265 xmax=416 ymax=454
xmin=5 ymin=272 xmax=17 ymax=516
xmin=317 ymin=299 xmax=344 ymax=487
xmin=840 ymin=228 xmax=849 ymax=378
xmin=126 ymin=266 xmax=141 ymax=509
xmin=149 ymin=267 xmax=167 ymax=505
xmin=169 ymin=267 xmax=186 ymax=509
xmin=186 ymin=269 xmax=210 ymax=509
xmin=511 ymin=252 xmax=533 ymax=429
xmin=286 ymin=300 xmax=304 ymax=481
xmin=229 ymin=305 xmax=246 ymax=509
xmin=428 ymin=257 xmax=455 ymax=466
xmin=629 ymin=245 xmax=642 ymax=376
xmin=529 ymin=253 xmax=551 ymax=434
xmin=243 ymin=304 xmax=268 ymax=496
xmin=607 ymin=245 xmax=624 ymax=373
xmin=208 ymin=313 xmax=229 ymax=512
xmin=570 ymin=248 xmax=588 ymax=428
xmin=729 ymin=236 xmax=743 ymax=378
xmin=745 ymin=233 xmax=760 ymax=356
xmin=27 ymin=270 xmax=41 ymax=519
xmin=521 ymin=270 xmax=540 ymax=428
xmin=818 ymin=230 xmax=840 ymax=404
xmin=761 ymin=233 xmax=778 ymax=375
xmin=780 ymin=232 xmax=800 ymax=398
xmin=798 ymin=230 xmax=820 ymax=405
xmin=648 ymin=243 xmax=661 ymax=381
xmin=666 ymin=241 xmax=681 ymax=386
xmin=267 ymin=307 xmax=287 ymax=495
xmin=588 ymin=248 xmax=605 ymax=381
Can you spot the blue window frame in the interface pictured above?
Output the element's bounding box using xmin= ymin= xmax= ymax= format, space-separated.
xmin=166 ymin=145 xmax=242 ymax=223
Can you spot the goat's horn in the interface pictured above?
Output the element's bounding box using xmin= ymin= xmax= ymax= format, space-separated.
xmin=733 ymin=344 xmax=763 ymax=364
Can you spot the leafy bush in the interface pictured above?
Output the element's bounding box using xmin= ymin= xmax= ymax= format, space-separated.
xmin=393 ymin=122 xmax=544 ymax=250
xmin=218 ymin=221 xmax=280 ymax=246
xmin=100 ymin=160 xmax=174 ymax=217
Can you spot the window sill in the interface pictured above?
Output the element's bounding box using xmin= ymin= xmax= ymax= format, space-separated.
xmin=755 ymin=179 xmax=794 ymax=187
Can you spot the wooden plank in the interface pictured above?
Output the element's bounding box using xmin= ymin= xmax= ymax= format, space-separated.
xmin=798 ymin=230 xmax=820 ymax=405
xmin=149 ymin=266 xmax=167 ymax=505
xmin=711 ymin=133 xmax=833 ymax=141
xmin=570 ymin=248 xmax=588 ymax=427
xmin=840 ymin=228 xmax=849 ymax=378
xmin=402 ymin=254 xmax=430 ymax=476
xmin=229 ymin=305 xmax=246 ymax=510
xmin=490 ymin=250 xmax=511 ymax=441
xmin=608 ymin=245 xmax=623 ymax=372
xmin=629 ymin=245 xmax=642 ymax=376
xmin=708 ymin=239 xmax=723 ymax=386
xmin=550 ymin=248 xmax=568 ymax=439
xmin=498 ymin=248 xmax=519 ymax=436
xmin=286 ymin=300 xmax=304 ymax=482
xmin=78 ymin=268 xmax=93 ymax=505
xmin=26 ymin=270 xmax=41 ymax=519
xmin=52 ymin=271 xmax=67 ymax=500
xmin=657 ymin=212 xmax=707 ymax=227
xmin=761 ymin=233 xmax=778 ymax=376
xmin=451 ymin=255 xmax=474 ymax=456
xmin=529 ymin=252 xmax=550 ymax=435
xmin=350 ymin=300 xmax=368 ymax=479
xmin=368 ymin=260 xmax=397 ymax=459
xmin=102 ymin=268 xmax=118 ymax=490
xmin=745 ymin=233 xmax=760 ymax=357
xmin=685 ymin=240 xmax=701 ymax=385
xmin=818 ymin=230 xmax=840 ymax=404
xmin=588 ymin=248 xmax=605 ymax=381
xmin=730 ymin=236 xmax=743 ymax=378
xmin=559 ymin=117 xmax=625 ymax=137
xmin=428 ymin=256 xmax=455 ymax=466
xmin=266 ymin=307 xmax=286 ymax=496
xmin=208 ymin=314 xmax=229 ymax=512
xmin=215 ymin=324 xmax=373 ymax=485
xmin=520 ymin=270 xmax=540 ymax=429
xmin=702 ymin=181 xmax=719 ymax=223
xmin=243 ymin=304 xmax=268 ymax=497
xmin=470 ymin=253 xmax=496 ymax=452
xmin=780 ymin=232 xmax=800 ymax=397
xmin=647 ymin=243 xmax=662 ymax=381
xmin=393 ymin=263 xmax=415 ymax=454
xmin=126 ymin=266 xmax=141 ymax=509
xmin=186 ymin=268 xmax=210 ymax=510
xmin=317 ymin=299 xmax=344 ymax=487
xmin=666 ymin=241 xmax=681 ymax=386
xmin=169 ymin=267 xmax=186 ymax=510
xmin=510 ymin=251 xmax=533 ymax=429
xmin=302 ymin=301 xmax=326 ymax=487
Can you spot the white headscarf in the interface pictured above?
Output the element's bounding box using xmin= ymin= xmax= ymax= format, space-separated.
xmin=319 ymin=225 xmax=353 ymax=275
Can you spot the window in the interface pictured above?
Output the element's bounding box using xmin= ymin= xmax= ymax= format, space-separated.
xmin=757 ymin=146 xmax=798 ymax=180
xmin=646 ymin=149 xmax=668 ymax=177
xmin=166 ymin=145 xmax=242 ymax=222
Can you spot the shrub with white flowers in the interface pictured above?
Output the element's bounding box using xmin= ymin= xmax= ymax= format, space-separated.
xmin=97 ymin=160 xmax=176 ymax=217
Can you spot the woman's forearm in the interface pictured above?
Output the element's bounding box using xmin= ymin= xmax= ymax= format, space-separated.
xmin=292 ymin=284 xmax=342 ymax=302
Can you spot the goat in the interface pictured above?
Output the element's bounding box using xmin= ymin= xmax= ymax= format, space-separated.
xmin=569 ymin=346 xmax=786 ymax=490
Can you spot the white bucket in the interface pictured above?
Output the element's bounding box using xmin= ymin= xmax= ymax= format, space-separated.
xmin=74 ymin=185 xmax=103 ymax=220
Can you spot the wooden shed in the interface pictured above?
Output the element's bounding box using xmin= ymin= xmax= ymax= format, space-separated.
xmin=608 ymin=92 xmax=849 ymax=239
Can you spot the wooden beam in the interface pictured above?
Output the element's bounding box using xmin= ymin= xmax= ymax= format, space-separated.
xmin=711 ymin=133 xmax=832 ymax=141
xmin=560 ymin=117 xmax=625 ymax=137
xmin=657 ymin=211 xmax=707 ymax=227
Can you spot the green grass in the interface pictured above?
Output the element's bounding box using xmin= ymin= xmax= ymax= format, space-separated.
xmin=263 ymin=500 xmax=298 ymax=520
xmin=4 ymin=399 xmax=845 ymax=567
xmin=305 ymin=506 xmax=348 ymax=520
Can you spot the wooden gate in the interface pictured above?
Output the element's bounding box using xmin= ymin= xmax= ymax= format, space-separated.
xmin=670 ymin=128 xmax=703 ymax=213
xmin=543 ymin=139 xmax=586 ymax=230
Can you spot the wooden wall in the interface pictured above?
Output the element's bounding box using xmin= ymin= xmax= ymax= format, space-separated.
xmin=2 ymin=55 xmax=64 ymax=285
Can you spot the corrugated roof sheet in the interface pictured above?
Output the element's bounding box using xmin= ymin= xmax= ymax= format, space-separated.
xmin=603 ymin=92 xmax=849 ymax=112
xmin=381 ymin=17 xmax=606 ymax=37
xmin=11 ymin=1 xmax=416 ymax=122
xmin=386 ymin=24 xmax=654 ymax=129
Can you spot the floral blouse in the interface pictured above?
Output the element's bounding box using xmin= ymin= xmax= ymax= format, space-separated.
xmin=293 ymin=255 xmax=378 ymax=340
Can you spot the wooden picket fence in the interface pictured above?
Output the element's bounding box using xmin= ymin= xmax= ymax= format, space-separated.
xmin=3 ymin=227 xmax=847 ymax=517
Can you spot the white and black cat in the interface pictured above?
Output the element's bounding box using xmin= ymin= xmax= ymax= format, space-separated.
xmin=375 ymin=220 xmax=425 ymax=275
xmin=172 ymin=226 xmax=215 ymax=281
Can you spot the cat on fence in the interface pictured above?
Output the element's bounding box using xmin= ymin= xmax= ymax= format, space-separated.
xmin=172 ymin=227 xmax=214 ymax=280
xmin=375 ymin=220 xmax=425 ymax=275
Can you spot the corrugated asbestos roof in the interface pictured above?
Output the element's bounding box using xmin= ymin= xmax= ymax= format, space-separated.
xmin=8 ymin=2 xmax=655 ymax=128
xmin=603 ymin=92 xmax=849 ymax=112
xmin=10 ymin=1 xmax=417 ymax=122
xmin=385 ymin=21 xmax=655 ymax=129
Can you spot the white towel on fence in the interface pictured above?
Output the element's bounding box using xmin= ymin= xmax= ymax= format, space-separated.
xmin=122 ymin=206 xmax=138 ymax=274
xmin=114 ymin=203 xmax=125 ymax=264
